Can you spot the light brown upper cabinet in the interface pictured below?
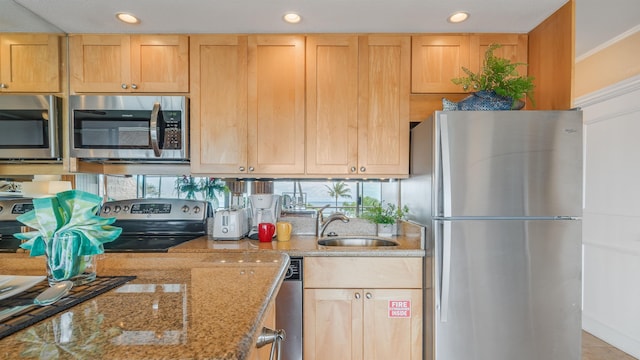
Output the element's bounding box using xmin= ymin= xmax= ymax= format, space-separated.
xmin=357 ymin=36 xmax=410 ymax=176
xmin=306 ymin=35 xmax=410 ymax=177
xmin=69 ymin=34 xmax=189 ymax=93
xmin=0 ymin=34 xmax=60 ymax=92
xmin=411 ymin=35 xmax=470 ymax=93
xmin=469 ymin=34 xmax=528 ymax=76
xmin=190 ymin=35 xmax=305 ymax=176
xmin=190 ymin=35 xmax=249 ymax=175
xmin=248 ymin=35 xmax=306 ymax=175
xmin=411 ymin=34 xmax=528 ymax=94
xmin=305 ymin=35 xmax=359 ymax=175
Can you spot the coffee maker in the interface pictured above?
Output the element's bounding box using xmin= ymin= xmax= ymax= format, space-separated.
xmin=248 ymin=194 xmax=281 ymax=240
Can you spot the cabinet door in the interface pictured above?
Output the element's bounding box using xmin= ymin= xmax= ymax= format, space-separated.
xmin=69 ymin=35 xmax=131 ymax=92
xmin=411 ymin=35 xmax=470 ymax=93
xmin=364 ymin=289 xmax=423 ymax=360
xmin=0 ymin=34 xmax=59 ymax=92
xmin=130 ymin=35 xmax=189 ymax=92
xmin=190 ymin=35 xmax=248 ymax=174
xmin=358 ymin=36 xmax=410 ymax=176
xmin=306 ymin=35 xmax=359 ymax=175
xmin=469 ymin=34 xmax=528 ymax=76
xmin=248 ymin=301 xmax=276 ymax=360
xmin=304 ymin=288 xmax=364 ymax=360
xmin=248 ymin=35 xmax=305 ymax=175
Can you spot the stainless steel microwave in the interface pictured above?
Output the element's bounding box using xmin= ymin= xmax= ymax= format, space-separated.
xmin=0 ymin=95 xmax=61 ymax=161
xmin=69 ymin=95 xmax=188 ymax=161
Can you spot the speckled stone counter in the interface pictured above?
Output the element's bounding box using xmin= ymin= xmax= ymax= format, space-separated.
xmin=170 ymin=234 xmax=425 ymax=257
xmin=171 ymin=220 xmax=427 ymax=257
xmin=0 ymin=252 xmax=289 ymax=360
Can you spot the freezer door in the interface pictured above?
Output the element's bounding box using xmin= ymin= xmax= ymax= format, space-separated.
xmin=433 ymin=219 xmax=582 ymax=360
xmin=435 ymin=111 xmax=583 ymax=217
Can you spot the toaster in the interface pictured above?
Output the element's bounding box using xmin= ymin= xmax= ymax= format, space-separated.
xmin=212 ymin=209 xmax=249 ymax=240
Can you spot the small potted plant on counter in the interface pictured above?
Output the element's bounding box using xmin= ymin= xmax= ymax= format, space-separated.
xmin=361 ymin=201 xmax=409 ymax=237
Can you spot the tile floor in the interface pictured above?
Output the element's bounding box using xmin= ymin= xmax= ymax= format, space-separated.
xmin=583 ymin=331 xmax=638 ymax=360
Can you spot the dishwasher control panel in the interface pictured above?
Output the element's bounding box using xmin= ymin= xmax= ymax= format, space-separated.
xmin=285 ymin=257 xmax=302 ymax=281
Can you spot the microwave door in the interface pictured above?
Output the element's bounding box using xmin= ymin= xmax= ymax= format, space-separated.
xmin=150 ymin=102 xmax=162 ymax=157
xmin=0 ymin=94 xmax=60 ymax=160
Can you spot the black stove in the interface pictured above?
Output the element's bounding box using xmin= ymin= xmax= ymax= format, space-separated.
xmin=0 ymin=197 xmax=210 ymax=253
xmin=0 ymin=198 xmax=33 ymax=253
xmin=100 ymin=198 xmax=211 ymax=252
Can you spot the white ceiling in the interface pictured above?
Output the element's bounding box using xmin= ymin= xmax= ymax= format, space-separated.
xmin=0 ymin=0 xmax=638 ymax=58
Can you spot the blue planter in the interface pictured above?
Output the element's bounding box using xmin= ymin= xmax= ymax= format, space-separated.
xmin=443 ymin=90 xmax=521 ymax=111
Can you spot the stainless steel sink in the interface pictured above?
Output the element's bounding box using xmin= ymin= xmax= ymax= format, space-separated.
xmin=317 ymin=236 xmax=399 ymax=247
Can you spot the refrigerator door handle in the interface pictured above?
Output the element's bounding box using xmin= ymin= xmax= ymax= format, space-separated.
xmin=440 ymin=221 xmax=452 ymax=322
xmin=440 ymin=115 xmax=452 ymax=217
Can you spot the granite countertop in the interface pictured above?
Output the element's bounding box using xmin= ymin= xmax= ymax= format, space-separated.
xmin=170 ymin=234 xmax=425 ymax=257
xmin=0 ymin=252 xmax=289 ymax=360
xmin=172 ymin=219 xmax=427 ymax=257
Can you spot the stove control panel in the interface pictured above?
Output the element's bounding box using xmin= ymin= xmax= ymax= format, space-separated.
xmin=100 ymin=199 xmax=210 ymax=221
xmin=0 ymin=198 xmax=34 ymax=221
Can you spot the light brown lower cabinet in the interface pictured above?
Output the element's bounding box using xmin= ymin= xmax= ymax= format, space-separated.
xmin=303 ymin=257 xmax=423 ymax=360
xmin=248 ymin=301 xmax=276 ymax=360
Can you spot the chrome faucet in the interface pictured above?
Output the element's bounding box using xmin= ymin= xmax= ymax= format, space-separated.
xmin=318 ymin=213 xmax=350 ymax=237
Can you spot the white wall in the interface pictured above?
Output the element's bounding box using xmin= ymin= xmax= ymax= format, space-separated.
xmin=575 ymin=75 xmax=640 ymax=358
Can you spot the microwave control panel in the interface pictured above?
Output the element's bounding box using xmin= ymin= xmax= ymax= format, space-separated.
xmin=162 ymin=111 xmax=182 ymax=149
xmin=163 ymin=128 xmax=182 ymax=149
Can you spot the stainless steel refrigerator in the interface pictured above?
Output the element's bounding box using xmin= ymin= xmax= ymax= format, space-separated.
xmin=401 ymin=111 xmax=583 ymax=360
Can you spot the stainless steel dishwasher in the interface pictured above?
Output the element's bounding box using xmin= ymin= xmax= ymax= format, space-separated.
xmin=276 ymin=257 xmax=303 ymax=360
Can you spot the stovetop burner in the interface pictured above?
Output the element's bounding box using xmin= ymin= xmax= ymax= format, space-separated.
xmin=0 ymin=237 xmax=21 ymax=253
xmin=102 ymin=234 xmax=201 ymax=253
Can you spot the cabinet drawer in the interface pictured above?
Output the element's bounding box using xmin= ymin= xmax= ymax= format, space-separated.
xmin=304 ymin=257 xmax=422 ymax=289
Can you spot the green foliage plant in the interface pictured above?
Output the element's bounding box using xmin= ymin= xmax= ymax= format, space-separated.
xmin=451 ymin=44 xmax=535 ymax=108
xmin=361 ymin=202 xmax=409 ymax=225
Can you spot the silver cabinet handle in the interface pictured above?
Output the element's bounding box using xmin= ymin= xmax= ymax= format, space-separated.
xmin=0 ymin=83 xmax=6 ymax=89
xmin=350 ymin=166 xmax=357 ymax=173
xmin=248 ymin=166 xmax=255 ymax=172
xmin=354 ymin=292 xmax=361 ymax=300
xmin=149 ymin=102 xmax=162 ymax=157
xmin=131 ymin=84 xmax=138 ymax=89
xmin=121 ymin=83 xmax=128 ymax=89
xmin=360 ymin=166 xmax=366 ymax=172
xmin=239 ymin=166 xmax=245 ymax=172
xmin=365 ymin=292 xmax=372 ymax=299
xmin=256 ymin=327 xmax=285 ymax=360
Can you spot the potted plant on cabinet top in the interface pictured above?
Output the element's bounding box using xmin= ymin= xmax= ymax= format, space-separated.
xmin=444 ymin=43 xmax=535 ymax=111
xmin=361 ymin=202 xmax=409 ymax=237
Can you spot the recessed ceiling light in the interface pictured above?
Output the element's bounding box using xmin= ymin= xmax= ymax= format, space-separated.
xmin=283 ymin=13 xmax=302 ymax=24
xmin=448 ymin=11 xmax=470 ymax=23
xmin=116 ymin=12 xmax=140 ymax=25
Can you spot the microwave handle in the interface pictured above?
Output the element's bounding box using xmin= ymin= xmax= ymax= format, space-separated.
xmin=150 ymin=102 xmax=162 ymax=157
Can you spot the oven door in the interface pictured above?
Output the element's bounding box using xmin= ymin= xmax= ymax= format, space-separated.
xmin=69 ymin=95 xmax=188 ymax=161
xmin=0 ymin=95 xmax=61 ymax=160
